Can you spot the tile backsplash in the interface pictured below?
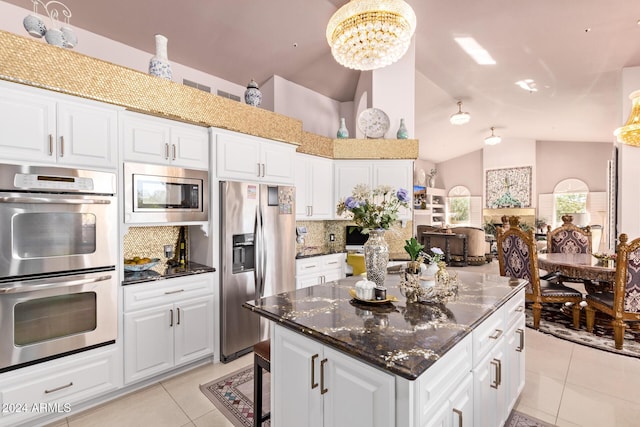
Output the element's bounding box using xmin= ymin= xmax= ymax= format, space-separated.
xmin=296 ymin=220 xmax=413 ymax=259
xmin=123 ymin=226 xmax=186 ymax=263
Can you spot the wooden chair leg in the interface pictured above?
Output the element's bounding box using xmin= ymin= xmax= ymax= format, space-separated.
xmin=532 ymin=302 xmax=542 ymax=329
xmin=571 ymin=303 xmax=580 ymax=329
xmin=612 ymin=319 xmax=626 ymax=350
xmin=585 ymin=306 xmax=595 ymax=332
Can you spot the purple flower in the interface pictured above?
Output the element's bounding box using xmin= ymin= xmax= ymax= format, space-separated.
xmin=345 ymin=196 xmax=359 ymax=209
xmin=397 ymin=188 xmax=409 ymax=202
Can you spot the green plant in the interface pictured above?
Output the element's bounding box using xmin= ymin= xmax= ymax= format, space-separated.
xmin=404 ymin=237 xmax=425 ymax=261
xmin=483 ymin=220 xmax=497 ymax=237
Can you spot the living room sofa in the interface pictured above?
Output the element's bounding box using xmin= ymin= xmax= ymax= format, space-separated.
xmin=416 ymin=225 xmax=490 ymax=265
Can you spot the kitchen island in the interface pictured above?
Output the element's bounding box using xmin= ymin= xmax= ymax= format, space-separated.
xmin=244 ymin=270 xmax=527 ymax=427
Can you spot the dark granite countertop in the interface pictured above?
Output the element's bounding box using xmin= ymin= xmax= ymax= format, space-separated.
xmin=295 ymin=249 xmax=346 ymax=259
xmin=244 ymin=271 xmax=526 ymax=380
xmin=122 ymin=261 xmax=216 ymax=286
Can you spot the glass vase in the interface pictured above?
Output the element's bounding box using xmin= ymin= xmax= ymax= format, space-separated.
xmin=364 ymin=229 xmax=389 ymax=289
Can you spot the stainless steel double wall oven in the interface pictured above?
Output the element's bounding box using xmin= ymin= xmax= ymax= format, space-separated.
xmin=0 ymin=163 xmax=118 ymax=372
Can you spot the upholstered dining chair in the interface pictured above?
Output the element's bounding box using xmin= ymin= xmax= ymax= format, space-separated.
xmin=546 ymin=214 xmax=592 ymax=254
xmin=585 ymin=233 xmax=640 ymax=350
xmin=497 ymin=216 xmax=583 ymax=329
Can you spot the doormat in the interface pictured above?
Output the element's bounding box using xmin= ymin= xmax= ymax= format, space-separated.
xmin=201 ymin=365 xmax=551 ymax=426
xmin=200 ymin=365 xmax=270 ymax=427
xmin=525 ymin=302 xmax=640 ymax=359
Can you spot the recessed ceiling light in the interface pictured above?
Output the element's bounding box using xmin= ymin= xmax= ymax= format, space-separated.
xmin=515 ymin=79 xmax=538 ymax=92
xmin=453 ymin=37 xmax=496 ymax=65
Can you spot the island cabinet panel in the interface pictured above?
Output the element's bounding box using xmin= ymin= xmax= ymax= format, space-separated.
xmin=0 ymin=80 xmax=119 ymax=169
xmin=214 ymin=129 xmax=295 ymax=184
xmin=122 ymin=111 xmax=209 ymax=170
xmin=295 ymin=253 xmax=346 ymax=289
xmin=273 ymin=325 xmax=394 ymax=427
xmin=295 ymin=153 xmax=334 ymax=220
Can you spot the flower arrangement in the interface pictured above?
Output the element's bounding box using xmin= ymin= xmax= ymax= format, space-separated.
xmin=421 ymin=247 xmax=444 ymax=265
xmin=336 ymin=184 xmax=410 ymax=233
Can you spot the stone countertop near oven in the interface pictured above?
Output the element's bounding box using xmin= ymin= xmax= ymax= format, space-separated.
xmin=122 ymin=261 xmax=216 ymax=285
xmin=244 ymin=271 xmax=525 ymax=380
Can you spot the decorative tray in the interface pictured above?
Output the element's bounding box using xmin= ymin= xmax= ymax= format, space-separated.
xmin=124 ymin=258 xmax=161 ymax=272
xmin=349 ymin=288 xmax=398 ymax=304
xmin=357 ymin=108 xmax=390 ymax=138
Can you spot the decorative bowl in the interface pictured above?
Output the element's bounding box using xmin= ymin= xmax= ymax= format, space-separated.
xmin=124 ymin=258 xmax=161 ymax=272
xmin=357 ymin=108 xmax=390 ymax=138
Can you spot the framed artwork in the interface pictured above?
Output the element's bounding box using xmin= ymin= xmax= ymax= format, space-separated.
xmin=486 ymin=166 xmax=532 ymax=208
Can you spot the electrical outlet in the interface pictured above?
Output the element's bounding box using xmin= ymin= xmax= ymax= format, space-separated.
xmin=329 ymin=233 xmax=335 ymax=241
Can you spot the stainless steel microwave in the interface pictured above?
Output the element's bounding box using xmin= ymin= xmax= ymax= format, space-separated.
xmin=124 ymin=162 xmax=208 ymax=223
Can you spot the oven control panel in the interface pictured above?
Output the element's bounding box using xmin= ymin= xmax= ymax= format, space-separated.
xmin=14 ymin=173 xmax=95 ymax=192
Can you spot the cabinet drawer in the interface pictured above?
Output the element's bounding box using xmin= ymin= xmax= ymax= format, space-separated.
xmin=0 ymin=348 xmax=118 ymax=424
xmin=472 ymin=306 xmax=505 ymax=365
xmin=504 ymin=289 xmax=526 ymax=328
xmin=296 ymin=258 xmax=322 ymax=276
xmin=321 ymin=253 xmax=345 ymax=270
xmin=124 ymin=273 xmax=214 ymax=312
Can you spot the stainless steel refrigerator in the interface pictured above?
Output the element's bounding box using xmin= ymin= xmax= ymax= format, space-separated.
xmin=220 ymin=181 xmax=296 ymax=362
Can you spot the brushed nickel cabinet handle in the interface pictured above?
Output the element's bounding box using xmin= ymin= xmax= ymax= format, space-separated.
xmin=169 ymin=309 xmax=174 ymax=327
xmin=164 ymin=289 xmax=185 ymax=295
xmin=165 ymin=143 xmax=170 ymax=160
xmin=172 ymin=144 xmax=176 ymax=160
xmin=176 ymin=307 xmax=181 ymax=325
xmin=516 ymin=306 xmax=525 ymax=312
xmin=489 ymin=329 xmax=503 ymax=340
xmin=320 ymin=358 xmax=328 ymax=395
xmin=48 ymin=134 xmax=54 ymax=156
xmin=490 ymin=359 xmax=500 ymax=389
xmin=497 ymin=359 xmax=502 ymax=386
xmin=516 ymin=328 xmax=524 ymax=352
xmin=453 ymin=408 xmax=463 ymax=427
xmin=45 ymin=382 xmax=73 ymax=394
xmin=59 ymin=135 xmax=64 ymax=157
xmin=311 ymin=354 xmax=319 ymax=389
xmin=257 ymin=163 xmax=261 ymax=177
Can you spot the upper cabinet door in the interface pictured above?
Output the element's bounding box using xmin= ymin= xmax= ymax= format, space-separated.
xmin=170 ymin=124 xmax=209 ymax=170
xmin=57 ymin=100 xmax=118 ymax=169
xmin=260 ymin=139 xmax=295 ymax=184
xmin=0 ymin=86 xmax=56 ymax=163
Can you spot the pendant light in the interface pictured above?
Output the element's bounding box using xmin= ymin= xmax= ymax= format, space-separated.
xmin=484 ymin=127 xmax=501 ymax=145
xmin=449 ymin=101 xmax=471 ymax=125
xmin=614 ymin=90 xmax=640 ymax=146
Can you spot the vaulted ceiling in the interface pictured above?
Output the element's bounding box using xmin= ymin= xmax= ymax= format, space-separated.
xmin=4 ymin=0 xmax=640 ymax=162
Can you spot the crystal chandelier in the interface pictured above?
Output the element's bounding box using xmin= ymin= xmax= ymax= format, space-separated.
xmin=614 ymin=90 xmax=640 ymax=147
xmin=326 ymin=0 xmax=417 ymax=71
xmin=450 ymin=101 xmax=471 ymax=125
xmin=484 ymin=127 xmax=501 ymax=145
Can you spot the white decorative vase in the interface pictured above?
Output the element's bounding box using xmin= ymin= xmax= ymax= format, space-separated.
xmin=337 ymin=117 xmax=349 ymax=138
xmin=244 ymin=79 xmax=262 ymax=107
xmin=364 ymin=229 xmax=389 ymax=289
xmin=420 ymin=262 xmax=438 ymax=289
xmin=149 ymin=34 xmax=172 ymax=80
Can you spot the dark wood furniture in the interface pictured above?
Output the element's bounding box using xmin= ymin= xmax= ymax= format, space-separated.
xmin=420 ymin=231 xmax=468 ymax=266
xmin=497 ymin=216 xmax=583 ymax=329
xmin=585 ymin=234 xmax=640 ymax=350
xmin=537 ymin=253 xmax=615 ymax=293
xmin=253 ymin=339 xmax=271 ymax=427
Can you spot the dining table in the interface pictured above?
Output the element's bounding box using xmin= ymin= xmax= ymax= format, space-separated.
xmin=537 ymin=252 xmax=616 ymax=293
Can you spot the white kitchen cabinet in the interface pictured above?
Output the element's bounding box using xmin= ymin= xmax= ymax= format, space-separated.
xmin=0 ymin=346 xmax=119 ymax=426
xmin=123 ymin=274 xmax=214 ymax=384
xmin=295 ymin=253 xmax=345 ymax=289
xmin=295 ymin=153 xmax=334 ymax=220
xmin=121 ymin=111 xmax=209 ymax=170
xmin=273 ymin=324 xmax=395 ymax=427
xmin=0 ymin=80 xmax=119 ymax=169
xmin=215 ymin=129 xmax=295 ymax=184
xmin=334 ymin=160 xmax=413 ymax=220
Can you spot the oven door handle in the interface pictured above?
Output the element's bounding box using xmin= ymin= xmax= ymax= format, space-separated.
xmin=0 ymin=274 xmax=113 ymax=294
xmin=0 ymin=197 xmax=112 ymax=204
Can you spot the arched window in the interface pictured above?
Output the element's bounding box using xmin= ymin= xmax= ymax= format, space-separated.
xmin=448 ymin=185 xmax=471 ymax=225
xmin=553 ymin=178 xmax=589 ymax=228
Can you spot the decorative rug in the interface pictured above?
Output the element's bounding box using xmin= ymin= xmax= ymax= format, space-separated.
xmin=505 ymin=410 xmax=555 ymax=427
xmin=200 ymin=365 xmax=270 ymax=427
xmin=525 ymin=302 xmax=640 ymax=359
xmin=201 ymin=366 xmax=550 ymax=427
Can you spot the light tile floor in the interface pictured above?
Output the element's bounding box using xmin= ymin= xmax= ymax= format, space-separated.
xmin=45 ymin=261 xmax=640 ymax=427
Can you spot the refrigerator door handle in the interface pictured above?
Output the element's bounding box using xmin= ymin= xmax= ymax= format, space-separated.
xmin=253 ymin=205 xmax=261 ymax=300
xmin=257 ymin=204 xmax=267 ymax=298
